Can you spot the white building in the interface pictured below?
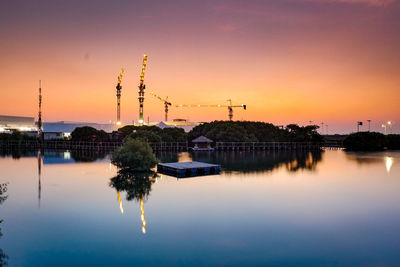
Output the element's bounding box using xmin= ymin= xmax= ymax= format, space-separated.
xmin=0 ymin=115 xmax=37 ymax=132
xmin=156 ymin=119 xmax=199 ymax=132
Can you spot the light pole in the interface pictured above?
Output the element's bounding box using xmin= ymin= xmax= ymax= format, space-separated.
xmin=382 ymin=124 xmax=387 ymax=135
xmin=321 ymin=122 xmax=324 ymax=135
xmin=388 ymin=121 xmax=392 ymax=134
xmin=326 ymin=125 xmax=329 ymax=135
xmin=367 ymin=120 xmax=371 ymax=132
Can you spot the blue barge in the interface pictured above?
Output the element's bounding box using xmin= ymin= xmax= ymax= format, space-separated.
xmin=157 ymin=161 xmax=220 ymax=177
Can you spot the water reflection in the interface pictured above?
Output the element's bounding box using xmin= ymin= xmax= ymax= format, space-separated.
xmin=0 ymin=147 xmax=36 ymax=159
xmin=385 ymin=157 xmax=394 ymax=173
xmin=0 ymin=182 xmax=9 ymax=266
xmin=109 ymin=171 xmax=158 ymax=234
xmin=189 ymin=151 xmax=323 ymax=174
xmin=37 ymin=149 xmax=42 ymax=208
xmin=346 ymin=152 xmax=397 ymax=173
xmin=0 ymin=149 xmax=108 ymax=163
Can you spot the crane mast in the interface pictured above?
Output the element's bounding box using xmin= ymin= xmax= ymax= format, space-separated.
xmin=138 ymin=54 xmax=148 ymax=125
xmin=116 ymin=68 xmax=125 ymax=125
xmin=38 ymin=80 xmax=43 ymax=140
xmin=150 ymin=92 xmax=172 ymax=121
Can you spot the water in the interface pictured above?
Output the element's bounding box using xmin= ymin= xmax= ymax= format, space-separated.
xmin=0 ymin=149 xmax=399 ymax=266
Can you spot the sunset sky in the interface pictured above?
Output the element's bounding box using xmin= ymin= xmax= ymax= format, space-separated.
xmin=1 ymin=0 xmax=399 ymax=133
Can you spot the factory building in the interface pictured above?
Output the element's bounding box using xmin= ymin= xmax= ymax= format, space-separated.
xmin=0 ymin=115 xmax=37 ymax=132
xmin=156 ymin=119 xmax=199 ymax=132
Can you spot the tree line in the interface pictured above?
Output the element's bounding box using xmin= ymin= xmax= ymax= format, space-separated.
xmin=70 ymin=121 xmax=324 ymax=143
xmin=343 ymin=132 xmax=400 ymax=151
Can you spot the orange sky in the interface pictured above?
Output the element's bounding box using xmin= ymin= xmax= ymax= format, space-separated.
xmin=0 ymin=0 xmax=399 ymax=133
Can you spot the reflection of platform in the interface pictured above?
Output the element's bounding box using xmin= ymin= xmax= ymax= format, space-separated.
xmin=191 ymin=147 xmax=215 ymax=152
xmin=157 ymin=161 xmax=220 ymax=177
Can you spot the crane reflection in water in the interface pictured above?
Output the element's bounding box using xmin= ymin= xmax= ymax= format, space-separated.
xmin=0 ymin=182 xmax=9 ymax=266
xmin=109 ymin=170 xmax=159 ymax=234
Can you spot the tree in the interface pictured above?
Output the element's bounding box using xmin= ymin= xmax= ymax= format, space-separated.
xmin=128 ymin=130 xmax=162 ymax=143
xmin=188 ymin=121 xmax=323 ymax=143
xmin=343 ymin=132 xmax=387 ymax=151
xmin=111 ymin=138 xmax=159 ymax=171
xmin=387 ymin=134 xmax=400 ymax=149
xmin=71 ymin=126 xmax=109 ymax=141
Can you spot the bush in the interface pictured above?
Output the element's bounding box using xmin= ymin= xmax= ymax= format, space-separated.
xmin=343 ymin=132 xmax=387 ymax=151
xmin=111 ymin=138 xmax=158 ymax=171
xmin=115 ymin=125 xmax=187 ymax=143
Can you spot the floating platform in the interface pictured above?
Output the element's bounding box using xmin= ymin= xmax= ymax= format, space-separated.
xmin=157 ymin=161 xmax=220 ymax=178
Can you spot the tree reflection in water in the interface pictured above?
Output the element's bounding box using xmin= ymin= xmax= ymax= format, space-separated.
xmin=0 ymin=182 xmax=9 ymax=266
xmin=190 ymin=151 xmax=323 ymax=174
xmin=109 ymin=171 xmax=158 ymax=234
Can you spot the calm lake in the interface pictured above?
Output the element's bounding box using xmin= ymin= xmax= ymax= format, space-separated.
xmin=0 ymin=149 xmax=399 ymax=266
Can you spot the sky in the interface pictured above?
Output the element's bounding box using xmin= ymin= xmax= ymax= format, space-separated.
xmin=0 ymin=0 xmax=399 ymax=134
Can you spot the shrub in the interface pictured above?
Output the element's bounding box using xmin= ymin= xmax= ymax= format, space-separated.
xmin=111 ymin=138 xmax=158 ymax=171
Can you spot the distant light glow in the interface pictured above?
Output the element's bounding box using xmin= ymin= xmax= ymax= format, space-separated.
xmin=18 ymin=127 xmax=33 ymax=131
xmin=385 ymin=157 xmax=393 ymax=173
xmin=139 ymin=119 xmax=144 ymax=124
xmin=116 ymin=121 xmax=121 ymax=125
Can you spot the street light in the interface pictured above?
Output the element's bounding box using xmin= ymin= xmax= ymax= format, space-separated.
xmin=382 ymin=124 xmax=387 ymax=135
xmin=357 ymin=121 xmax=363 ymax=132
xmin=388 ymin=121 xmax=392 ymax=134
xmin=367 ymin=120 xmax=371 ymax=132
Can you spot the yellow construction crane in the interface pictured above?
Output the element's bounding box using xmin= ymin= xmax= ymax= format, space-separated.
xmin=175 ymin=99 xmax=246 ymax=121
xmin=138 ymin=54 xmax=148 ymax=125
xmin=116 ymin=68 xmax=125 ymax=125
xmin=150 ymin=92 xmax=172 ymax=121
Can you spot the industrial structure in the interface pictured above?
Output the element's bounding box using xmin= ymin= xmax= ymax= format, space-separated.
xmin=115 ymin=68 xmax=125 ymax=125
xmin=175 ymin=99 xmax=246 ymax=121
xmin=38 ymin=80 xmax=43 ymax=139
xmin=150 ymin=92 xmax=172 ymax=121
xmin=138 ymin=54 xmax=148 ymax=125
xmin=0 ymin=115 xmax=36 ymax=132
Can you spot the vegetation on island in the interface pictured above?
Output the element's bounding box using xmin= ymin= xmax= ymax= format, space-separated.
xmin=115 ymin=125 xmax=187 ymax=142
xmin=71 ymin=126 xmax=109 ymax=141
xmin=111 ymin=138 xmax=158 ymax=171
xmin=188 ymin=121 xmax=323 ymax=143
xmin=343 ymin=132 xmax=388 ymax=151
xmin=387 ymin=134 xmax=400 ymax=150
